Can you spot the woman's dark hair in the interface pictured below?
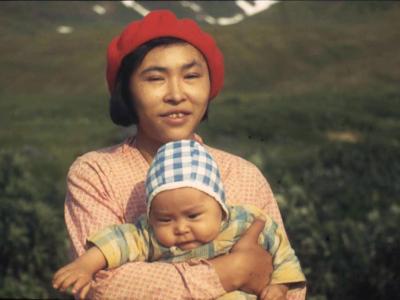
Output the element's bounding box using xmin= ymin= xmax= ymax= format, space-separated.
xmin=109 ymin=37 xmax=209 ymax=127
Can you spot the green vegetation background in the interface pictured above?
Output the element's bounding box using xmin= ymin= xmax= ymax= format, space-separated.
xmin=1 ymin=1 xmax=399 ymax=299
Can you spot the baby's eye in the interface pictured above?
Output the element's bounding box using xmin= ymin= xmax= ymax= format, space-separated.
xmin=188 ymin=213 xmax=201 ymax=219
xmin=158 ymin=218 xmax=171 ymax=223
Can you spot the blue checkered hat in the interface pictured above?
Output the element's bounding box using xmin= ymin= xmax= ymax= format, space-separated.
xmin=145 ymin=140 xmax=229 ymax=218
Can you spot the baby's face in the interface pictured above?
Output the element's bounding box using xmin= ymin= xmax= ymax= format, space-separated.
xmin=149 ymin=187 xmax=223 ymax=250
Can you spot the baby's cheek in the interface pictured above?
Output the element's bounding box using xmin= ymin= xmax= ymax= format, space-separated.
xmin=197 ymin=221 xmax=220 ymax=242
xmin=154 ymin=227 xmax=174 ymax=247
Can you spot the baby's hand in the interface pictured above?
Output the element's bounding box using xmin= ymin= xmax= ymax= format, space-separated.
xmin=53 ymin=246 xmax=106 ymax=299
xmin=52 ymin=260 xmax=93 ymax=298
xmin=259 ymin=283 xmax=289 ymax=300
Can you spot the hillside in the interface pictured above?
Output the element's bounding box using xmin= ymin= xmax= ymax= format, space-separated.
xmin=1 ymin=1 xmax=399 ymax=96
xmin=1 ymin=1 xmax=399 ymax=169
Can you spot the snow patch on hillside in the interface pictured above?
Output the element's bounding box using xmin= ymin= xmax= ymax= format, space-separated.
xmin=121 ymin=0 xmax=149 ymax=16
xmin=56 ymin=26 xmax=73 ymax=34
xmin=119 ymin=0 xmax=278 ymax=25
xmin=236 ymin=0 xmax=278 ymax=16
xmin=93 ymin=5 xmax=106 ymax=15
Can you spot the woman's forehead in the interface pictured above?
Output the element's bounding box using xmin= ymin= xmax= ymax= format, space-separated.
xmin=138 ymin=43 xmax=207 ymax=70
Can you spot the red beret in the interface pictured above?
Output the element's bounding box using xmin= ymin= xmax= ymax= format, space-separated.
xmin=106 ymin=10 xmax=224 ymax=100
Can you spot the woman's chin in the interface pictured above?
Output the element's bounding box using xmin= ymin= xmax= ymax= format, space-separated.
xmin=160 ymin=131 xmax=195 ymax=143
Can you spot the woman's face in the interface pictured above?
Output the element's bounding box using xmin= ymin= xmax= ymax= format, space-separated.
xmin=130 ymin=43 xmax=211 ymax=144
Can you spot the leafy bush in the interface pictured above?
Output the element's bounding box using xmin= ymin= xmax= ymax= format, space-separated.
xmin=270 ymin=140 xmax=400 ymax=300
xmin=0 ymin=148 xmax=70 ymax=299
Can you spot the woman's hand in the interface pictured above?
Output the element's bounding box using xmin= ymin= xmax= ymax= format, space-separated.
xmin=230 ymin=218 xmax=273 ymax=295
xmin=210 ymin=218 xmax=273 ymax=295
xmin=259 ymin=284 xmax=289 ymax=300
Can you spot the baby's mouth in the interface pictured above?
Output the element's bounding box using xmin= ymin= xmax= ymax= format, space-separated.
xmin=176 ymin=240 xmax=200 ymax=250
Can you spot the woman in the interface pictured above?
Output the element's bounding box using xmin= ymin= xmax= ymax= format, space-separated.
xmin=64 ymin=10 xmax=306 ymax=300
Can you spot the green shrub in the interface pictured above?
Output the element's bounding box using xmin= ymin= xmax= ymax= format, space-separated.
xmin=274 ymin=140 xmax=400 ymax=299
xmin=0 ymin=148 xmax=70 ymax=299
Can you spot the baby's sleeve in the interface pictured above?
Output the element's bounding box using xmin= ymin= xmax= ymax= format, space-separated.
xmin=240 ymin=204 xmax=306 ymax=285
xmin=87 ymin=218 xmax=150 ymax=269
xmin=267 ymin=224 xmax=306 ymax=285
xmin=260 ymin=213 xmax=306 ymax=285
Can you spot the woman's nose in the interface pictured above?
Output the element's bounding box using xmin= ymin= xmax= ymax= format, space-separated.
xmin=164 ymin=78 xmax=186 ymax=104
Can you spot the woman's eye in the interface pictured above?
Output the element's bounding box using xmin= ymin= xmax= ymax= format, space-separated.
xmin=185 ymin=73 xmax=200 ymax=79
xmin=147 ymin=76 xmax=163 ymax=81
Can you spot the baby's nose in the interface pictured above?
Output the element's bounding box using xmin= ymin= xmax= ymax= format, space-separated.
xmin=174 ymin=220 xmax=190 ymax=235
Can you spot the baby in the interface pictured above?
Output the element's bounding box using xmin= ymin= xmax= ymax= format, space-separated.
xmin=53 ymin=140 xmax=305 ymax=299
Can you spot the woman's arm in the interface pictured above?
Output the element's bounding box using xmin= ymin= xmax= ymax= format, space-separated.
xmin=250 ymin=168 xmax=307 ymax=300
xmin=214 ymin=150 xmax=307 ymax=300
xmin=64 ymin=155 xmax=227 ymax=300
xmin=210 ymin=218 xmax=273 ymax=295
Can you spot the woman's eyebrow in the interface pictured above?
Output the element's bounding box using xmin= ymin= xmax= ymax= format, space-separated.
xmin=181 ymin=60 xmax=202 ymax=70
xmin=139 ymin=60 xmax=202 ymax=75
xmin=139 ymin=66 xmax=167 ymax=75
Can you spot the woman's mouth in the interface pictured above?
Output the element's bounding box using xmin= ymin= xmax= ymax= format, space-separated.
xmin=160 ymin=111 xmax=191 ymax=126
xmin=167 ymin=113 xmax=185 ymax=119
